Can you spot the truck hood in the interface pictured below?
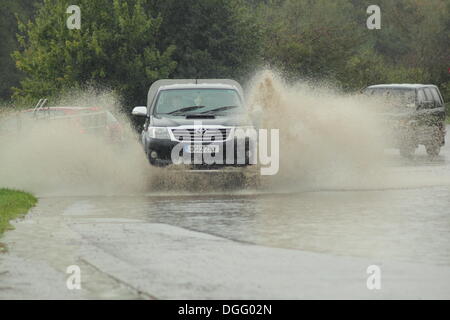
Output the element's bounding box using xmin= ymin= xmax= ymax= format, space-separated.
xmin=151 ymin=113 xmax=253 ymax=127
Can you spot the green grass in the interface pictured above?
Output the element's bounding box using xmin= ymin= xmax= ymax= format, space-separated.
xmin=0 ymin=189 xmax=37 ymax=237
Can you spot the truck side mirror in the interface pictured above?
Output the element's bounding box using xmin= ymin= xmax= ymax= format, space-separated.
xmin=131 ymin=106 xmax=148 ymax=117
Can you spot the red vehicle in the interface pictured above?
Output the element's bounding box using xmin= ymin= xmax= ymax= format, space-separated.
xmin=0 ymin=99 xmax=124 ymax=142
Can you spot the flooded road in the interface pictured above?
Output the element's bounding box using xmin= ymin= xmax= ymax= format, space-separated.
xmin=1 ymin=130 xmax=450 ymax=299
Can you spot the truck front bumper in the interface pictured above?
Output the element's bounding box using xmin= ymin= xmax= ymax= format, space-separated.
xmin=146 ymin=137 xmax=255 ymax=167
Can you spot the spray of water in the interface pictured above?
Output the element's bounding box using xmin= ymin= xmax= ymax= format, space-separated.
xmin=1 ymin=72 xmax=448 ymax=196
xmin=0 ymin=90 xmax=259 ymax=196
xmin=247 ymin=70 xmax=389 ymax=191
xmin=0 ymin=90 xmax=152 ymax=196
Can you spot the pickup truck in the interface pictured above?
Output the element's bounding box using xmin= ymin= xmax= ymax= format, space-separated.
xmin=131 ymin=79 xmax=256 ymax=168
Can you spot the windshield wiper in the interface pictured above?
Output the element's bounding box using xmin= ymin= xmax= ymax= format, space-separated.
xmin=200 ymin=105 xmax=239 ymax=114
xmin=166 ymin=106 xmax=206 ymax=115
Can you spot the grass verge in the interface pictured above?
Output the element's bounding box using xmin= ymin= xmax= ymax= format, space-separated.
xmin=0 ymin=189 xmax=37 ymax=238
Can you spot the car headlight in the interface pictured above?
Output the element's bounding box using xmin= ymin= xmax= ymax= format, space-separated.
xmin=148 ymin=127 xmax=170 ymax=139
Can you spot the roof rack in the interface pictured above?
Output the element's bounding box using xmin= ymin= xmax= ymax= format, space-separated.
xmin=33 ymin=98 xmax=49 ymax=118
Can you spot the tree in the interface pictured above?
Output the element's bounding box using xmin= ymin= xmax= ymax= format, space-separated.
xmin=149 ymin=0 xmax=261 ymax=81
xmin=255 ymin=0 xmax=449 ymax=94
xmin=0 ymin=0 xmax=39 ymax=102
xmin=257 ymin=0 xmax=367 ymax=83
xmin=13 ymin=0 xmax=176 ymax=108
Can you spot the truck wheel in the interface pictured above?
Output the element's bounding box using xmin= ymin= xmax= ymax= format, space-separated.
xmin=399 ymin=146 xmax=415 ymax=159
xmin=425 ymin=144 xmax=440 ymax=157
xmin=439 ymin=124 xmax=446 ymax=146
xmin=148 ymin=156 xmax=158 ymax=166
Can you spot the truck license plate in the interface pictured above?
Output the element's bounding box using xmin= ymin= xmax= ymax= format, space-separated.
xmin=184 ymin=144 xmax=219 ymax=154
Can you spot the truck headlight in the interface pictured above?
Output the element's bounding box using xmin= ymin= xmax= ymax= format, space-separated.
xmin=148 ymin=127 xmax=170 ymax=139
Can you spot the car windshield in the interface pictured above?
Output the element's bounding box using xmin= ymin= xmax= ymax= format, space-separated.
xmin=364 ymin=88 xmax=416 ymax=104
xmin=154 ymin=88 xmax=243 ymax=115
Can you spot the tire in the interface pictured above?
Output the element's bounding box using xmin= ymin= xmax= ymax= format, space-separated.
xmin=439 ymin=125 xmax=446 ymax=146
xmin=399 ymin=145 xmax=415 ymax=159
xmin=425 ymin=125 xmax=444 ymax=156
xmin=148 ymin=156 xmax=158 ymax=166
xmin=425 ymin=144 xmax=440 ymax=157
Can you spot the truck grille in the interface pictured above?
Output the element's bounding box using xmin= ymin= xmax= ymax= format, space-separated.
xmin=171 ymin=128 xmax=231 ymax=142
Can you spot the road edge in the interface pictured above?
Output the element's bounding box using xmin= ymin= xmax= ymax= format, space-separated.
xmin=0 ymin=189 xmax=37 ymax=248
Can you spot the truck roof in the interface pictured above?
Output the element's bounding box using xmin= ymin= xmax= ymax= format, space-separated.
xmin=159 ymin=83 xmax=237 ymax=90
xmin=366 ymin=84 xmax=438 ymax=89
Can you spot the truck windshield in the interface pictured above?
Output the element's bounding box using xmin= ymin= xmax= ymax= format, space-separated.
xmin=154 ymin=89 xmax=243 ymax=115
xmin=364 ymin=88 xmax=416 ymax=104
